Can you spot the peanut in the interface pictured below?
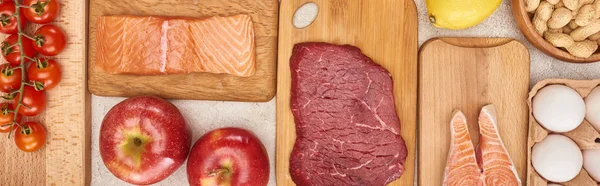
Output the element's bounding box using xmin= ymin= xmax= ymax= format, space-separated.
xmin=594 ymin=0 xmax=600 ymax=18
xmin=556 ymin=1 xmax=565 ymax=8
xmin=548 ymin=0 xmax=560 ymax=4
xmin=544 ymin=32 xmax=576 ymax=47
xmin=569 ymin=20 xmax=580 ymax=29
xmin=548 ymin=7 xmax=574 ymax=28
xmin=562 ymin=0 xmax=579 ymax=10
xmin=566 ymin=39 xmax=598 ymax=57
xmin=596 ymin=38 xmax=600 ymax=45
xmin=580 ymin=0 xmax=595 ymax=7
xmin=572 ymin=6 xmax=580 ymax=17
xmin=570 ymin=19 xmax=600 ymax=40
xmin=526 ymin=0 xmax=541 ymax=12
xmin=533 ymin=15 xmax=549 ymax=35
xmin=588 ymin=30 xmax=600 ymax=39
xmin=575 ymin=5 xmax=596 ymax=26
xmin=536 ymin=2 xmax=555 ymax=20
xmin=548 ymin=28 xmax=564 ymax=33
xmin=564 ymin=26 xmax=574 ymax=33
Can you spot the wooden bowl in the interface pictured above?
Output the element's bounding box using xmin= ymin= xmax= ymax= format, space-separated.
xmin=512 ymin=0 xmax=600 ymax=63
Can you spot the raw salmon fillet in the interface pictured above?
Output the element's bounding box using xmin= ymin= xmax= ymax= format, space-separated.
xmin=443 ymin=111 xmax=483 ymax=186
xmin=95 ymin=14 xmax=256 ymax=77
xmin=477 ymin=105 xmax=522 ymax=186
xmin=443 ymin=105 xmax=522 ymax=186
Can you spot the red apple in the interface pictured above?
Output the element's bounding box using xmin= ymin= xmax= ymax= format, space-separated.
xmin=187 ymin=127 xmax=269 ymax=186
xmin=100 ymin=96 xmax=191 ymax=185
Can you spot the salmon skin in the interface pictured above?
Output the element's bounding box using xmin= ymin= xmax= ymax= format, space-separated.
xmin=95 ymin=14 xmax=256 ymax=77
xmin=443 ymin=105 xmax=521 ymax=186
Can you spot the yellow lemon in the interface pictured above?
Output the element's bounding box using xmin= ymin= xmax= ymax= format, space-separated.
xmin=426 ymin=0 xmax=502 ymax=30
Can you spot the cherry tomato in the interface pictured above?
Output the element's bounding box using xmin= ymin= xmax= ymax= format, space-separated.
xmin=22 ymin=0 xmax=59 ymax=24
xmin=14 ymin=121 xmax=46 ymax=152
xmin=28 ymin=58 xmax=60 ymax=90
xmin=33 ymin=24 xmax=66 ymax=56
xmin=0 ymin=1 xmax=26 ymax=34
xmin=2 ymin=34 xmax=36 ymax=65
xmin=0 ymin=64 xmax=21 ymax=93
xmin=12 ymin=86 xmax=46 ymax=116
xmin=0 ymin=103 xmax=20 ymax=133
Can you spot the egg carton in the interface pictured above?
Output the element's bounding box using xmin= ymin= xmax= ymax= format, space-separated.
xmin=527 ymin=79 xmax=600 ymax=186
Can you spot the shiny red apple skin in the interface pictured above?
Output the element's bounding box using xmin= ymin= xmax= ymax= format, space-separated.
xmin=100 ymin=96 xmax=191 ymax=185
xmin=187 ymin=127 xmax=269 ymax=186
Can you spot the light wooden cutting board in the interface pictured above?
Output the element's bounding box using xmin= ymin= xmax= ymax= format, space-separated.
xmin=0 ymin=0 xmax=90 ymax=185
xmin=418 ymin=38 xmax=530 ymax=185
xmin=88 ymin=0 xmax=278 ymax=102
xmin=276 ymin=0 xmax=418 ymax=185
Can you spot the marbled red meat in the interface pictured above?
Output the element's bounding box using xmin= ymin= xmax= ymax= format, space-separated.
xmin=289 ymin=42 xmax=407 ymax=186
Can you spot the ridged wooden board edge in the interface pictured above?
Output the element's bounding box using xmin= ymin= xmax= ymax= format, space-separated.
xmin=276 ymin=0 xmax=418 ymax=185
xmin=527 ymin=79 xmax=600 ymax=186
xmin=418 ymin=37 xmax=530 ymax=186
xmin=0 ymin=0 xmax=90 ymax=185
xmin=88 ymin=0 xmax=278 ymax=102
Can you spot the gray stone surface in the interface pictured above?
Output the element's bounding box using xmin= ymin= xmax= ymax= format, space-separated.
xmin=91 ymin=0 xmax=600 ymax=185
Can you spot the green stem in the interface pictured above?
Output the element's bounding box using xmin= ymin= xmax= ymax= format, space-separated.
xmin=24 ymin=56 xmax=36 ymax=62
xmin=19 ymin=102 xmax=31 ymax=110
xmin=7 ymin=121 xmax=22 ymax=139
xmin=19 ymin=32 xmax=35 ymax=40
xmin=7 ymin=43 xmax=17 ymax=49
xmin=12 ymin=0 xmax=25 ymax=128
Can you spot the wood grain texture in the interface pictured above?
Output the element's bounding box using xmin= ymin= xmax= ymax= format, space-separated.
xmin=88 ymin=0 xmax=278 ymax=102
xmin=512 ymin=0 xmax=600 ymax=63
xmin=527 ymin=79 xmax=600 ymax=186
xmin=276 ymin=0 xmax=418 ymax=185
xmin=418 ymin=38 xmax=530 ymax=186
xmin=0 ymin=0 xmax=90 ymax=185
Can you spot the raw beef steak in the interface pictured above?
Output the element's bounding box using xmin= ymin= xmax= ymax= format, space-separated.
xmin=289 ymin=42 xmax=407 ymax=186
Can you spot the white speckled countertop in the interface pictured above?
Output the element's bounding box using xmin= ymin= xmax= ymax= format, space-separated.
xmin=90 ymin=0 xmax=600 ymax=185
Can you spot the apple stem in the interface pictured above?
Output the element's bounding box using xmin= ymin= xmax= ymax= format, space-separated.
xmin=207 ymin=168 xmax=229 ymax=177
xmin=133 ymin=137 xmax=142 ymax=146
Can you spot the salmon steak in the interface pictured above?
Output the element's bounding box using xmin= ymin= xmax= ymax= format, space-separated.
xmin=95 ymin=14 xmax=255 ymax=77
xmin=477 ymin=105 xmax=521 ymax=186
xmin=443 ymin=105 xmax=521 ymax=186
xmin=443 ymin=111 xmax=483 ymax=186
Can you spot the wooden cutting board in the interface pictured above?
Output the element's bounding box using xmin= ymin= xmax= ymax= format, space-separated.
xmin=418 ymin=38 xmax=530 ymax=185
xmin=88 ymin=0 xmax=278 ymax=102
xmin=276 ymin=0 xmax=417 ymax=185
xmin=0 ymin=0 xmax=90 ymax=185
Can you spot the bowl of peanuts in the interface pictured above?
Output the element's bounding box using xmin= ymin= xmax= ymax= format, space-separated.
xmin=513 ymin=0 xmax=600 ymax=62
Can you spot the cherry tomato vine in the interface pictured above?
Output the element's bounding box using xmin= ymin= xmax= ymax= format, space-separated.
xmin=0 ymin=0 xmax=64 ymax=152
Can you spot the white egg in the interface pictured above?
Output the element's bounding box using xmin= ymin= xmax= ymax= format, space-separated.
xmin=586 ymin=86 xmax=600 ymax=131
xmin=532 ymin=134 xmax=582 ymax=183
xmin=584 ymin=149 xmax=600 ymax=182
xmin=533 ymin=85 xmax=586 ymax=132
